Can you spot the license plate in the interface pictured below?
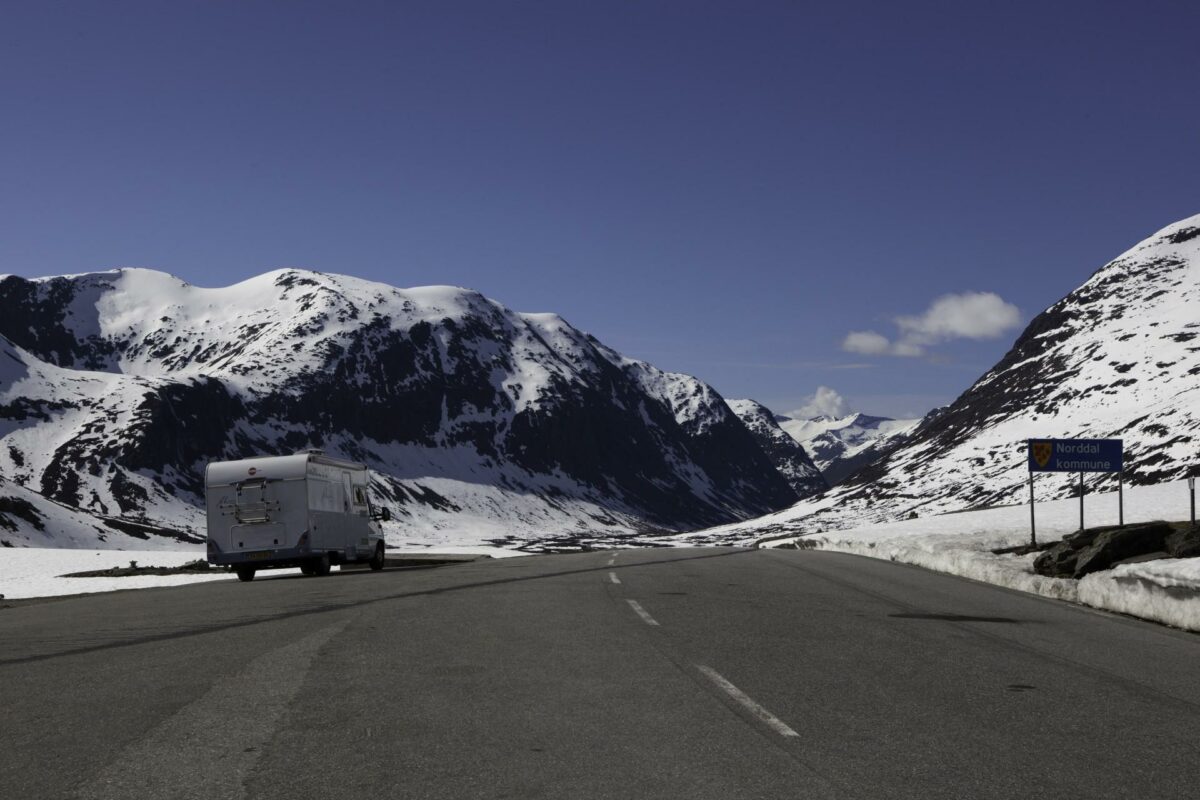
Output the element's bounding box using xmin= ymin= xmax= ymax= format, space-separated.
xmin=247 ymin=551 xmax=273 ymax=560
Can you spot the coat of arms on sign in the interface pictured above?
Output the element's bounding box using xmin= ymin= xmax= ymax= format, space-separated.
xmin=1031 ymin=441 xmax=1053 ymax=469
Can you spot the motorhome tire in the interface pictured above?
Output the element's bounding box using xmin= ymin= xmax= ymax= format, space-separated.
xmin=369 ymin=543 xmax=385 ymax=571
xmin=236 ymin=567 xmax=256 ymax=582
xmin=314 ymin=553 xmax=332 ymax=577
xmin=300 ymin=562 xmax=316 ymax=576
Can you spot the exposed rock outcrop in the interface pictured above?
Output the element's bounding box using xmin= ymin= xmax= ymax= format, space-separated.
xmin=1032 ymin=521 xmax=1192 ymax=578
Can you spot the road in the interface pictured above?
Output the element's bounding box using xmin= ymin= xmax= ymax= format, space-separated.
xmin=2 ymin=547 xmax=1198 ymax=799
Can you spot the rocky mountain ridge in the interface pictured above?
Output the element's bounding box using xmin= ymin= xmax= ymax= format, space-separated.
xmin=724 ymin=399 xmax=828 ymax=497
xmin=0 ymin=268 xmax=809 ymax=550
xmin=774 ymin=412 xmax=920 ymax=485
xmin=684 ymin=212 xmax=1200 ymax=544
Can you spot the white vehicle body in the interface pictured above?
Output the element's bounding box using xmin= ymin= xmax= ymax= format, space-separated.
xmin=205 ymin=451 xmax=387 ymax=580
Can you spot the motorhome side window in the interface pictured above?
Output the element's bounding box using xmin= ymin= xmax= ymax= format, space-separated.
xmin=308 ymin=478 xmax=342 ymax=513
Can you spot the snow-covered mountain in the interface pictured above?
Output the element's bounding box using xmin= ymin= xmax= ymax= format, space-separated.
xmin=686 ymin=212 xmax=1200 ymax=543
xmin=0 ymin=472 xmax=194 ymax=550
xmin=724 ymin=399 xmax=827 ymax=497
xmin=774 ymin=412 xmax=920 ymax=485
xmin=0 ymin=269 xmax=800 ymax=550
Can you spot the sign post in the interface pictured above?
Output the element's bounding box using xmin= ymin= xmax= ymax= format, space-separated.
xmin=1079 ymin=472 xmax=1085 ymax=532
xmin=1028 ymin=472 xmax=1036 ymax=546
xmin=1190 ymin=476 xmax=1196 ymax=528
xmin=1028 ymin=439 xmax=1124 ymax=543
xmin=1119 ymin=472 xmax=1124 ymax=528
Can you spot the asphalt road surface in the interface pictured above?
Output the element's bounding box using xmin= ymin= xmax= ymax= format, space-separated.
xmin=2 ymin=547 xmax=1199 ymax=799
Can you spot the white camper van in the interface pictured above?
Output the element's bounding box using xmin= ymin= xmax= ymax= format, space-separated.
xmin=205 ymin=451 xmax=391 ymax=582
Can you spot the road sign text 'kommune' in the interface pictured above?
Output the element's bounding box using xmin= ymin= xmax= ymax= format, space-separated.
xmin=1028 ymin=439 xmax=1123 ymax=473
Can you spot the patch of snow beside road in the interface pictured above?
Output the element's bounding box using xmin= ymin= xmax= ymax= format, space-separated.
xmin=0 ymin=549 xmax=234 ymax=599
xmin=0 ymin=545 xmax=527 ymax=600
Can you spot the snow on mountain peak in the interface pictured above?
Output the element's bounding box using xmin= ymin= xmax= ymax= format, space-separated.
xmin=725 ymin=399 xmax=827 ymax=498
xmin=774 ymin=410 xmax=920 ymax=485
xmin=691 ymin=211 xmax=1200 ymax=542
xmin=0 ymin=268 xmax=800 ymax=550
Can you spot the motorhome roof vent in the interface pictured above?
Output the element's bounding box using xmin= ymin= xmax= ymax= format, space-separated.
xmin=298 ymin=449 xmax=324 ymax=456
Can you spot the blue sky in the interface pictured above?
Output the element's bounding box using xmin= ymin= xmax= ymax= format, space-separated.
xmin=1 ymin=1 xmax=1197 ymax=418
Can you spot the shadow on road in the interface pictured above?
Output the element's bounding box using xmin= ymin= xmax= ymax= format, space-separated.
xmin=888 ymin=613 xmax=1022 ymax=624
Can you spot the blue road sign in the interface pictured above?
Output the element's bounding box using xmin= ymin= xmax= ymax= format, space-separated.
xmin=1028 ymin=439 xmax=1123 ymax=473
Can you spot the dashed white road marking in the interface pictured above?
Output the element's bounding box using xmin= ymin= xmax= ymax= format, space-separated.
xmin=626 ymin=599 xmax=660 ymax=626
xmin=609 ymin=571 xmax=621 ymax=585
xmin=697 ymin=665 xmax=800 ymax=738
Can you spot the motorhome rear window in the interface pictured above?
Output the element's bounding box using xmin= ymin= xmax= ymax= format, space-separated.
xmin=234 ymin=479 xmax=272 ymax=523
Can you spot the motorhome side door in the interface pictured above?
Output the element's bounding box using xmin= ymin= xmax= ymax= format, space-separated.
xmin=344 ymin=471 xmax=372 ymax=551
xmin=341 ymin=472 xmax=354 ymax=514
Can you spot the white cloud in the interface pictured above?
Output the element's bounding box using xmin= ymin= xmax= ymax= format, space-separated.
xmin=890 ymin=340 xmax=927 ymax=357
xmin=896 ymin=292 xmax=1022 ymax=345
xmin=842 ymin=330 xmax=893 ymax=355
xmin=841 ymin=292 xmax=1021 ymax=358
xmin=842 ymin=330 xmax=927 ymax=357
xmin=789 ymin=386 xmax=850 ymax=419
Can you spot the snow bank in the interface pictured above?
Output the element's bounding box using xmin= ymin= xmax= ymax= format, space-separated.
xmin=0 ymin=548 xmax=235 ymax=599
xmin=762 ymin=478 xmax=1200 ymax=631
xmin=0 ymin=545 xmax=526 ymax=600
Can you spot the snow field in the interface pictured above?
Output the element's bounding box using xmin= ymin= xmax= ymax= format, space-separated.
xmin=762 ymin=478 xmax=1200 ymax=631
xmin=0 ymin=545 xmax=526 ymax=600
xmin=0 ymin=549 xmax=235 ymax=599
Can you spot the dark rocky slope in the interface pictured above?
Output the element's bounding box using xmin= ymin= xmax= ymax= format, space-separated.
xmin=0 ymin=270 xmax=798 ymax=549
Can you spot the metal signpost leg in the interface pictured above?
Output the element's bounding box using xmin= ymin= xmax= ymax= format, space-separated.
xmin=1079 ymin=472 xmax=1085 ymax=532
xmin=1119 ymin=472 xmax=1124 ymax=528
xmin=1190 ymin=477 xmax=1196 ymax=529
xmin=1028 ymin=472 xmax=1036 ymax=547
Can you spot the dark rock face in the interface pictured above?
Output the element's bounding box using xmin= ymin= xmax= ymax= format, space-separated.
xmin=0 ymin=269 xmax=802 ymax=546
xmin=0 ymin=495 xmax=44 ymax=532
xmin=0 ymin=276 xmax=118 ymax=369
xmin=1033 ymin=522 xmax=1174 ymax=578
xmin=726 ymin=400 xmax=826 ymax=499
xmin=34 ymin=376 xmax=248 ymax=511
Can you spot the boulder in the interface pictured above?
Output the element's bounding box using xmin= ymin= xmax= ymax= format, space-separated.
xmin=1166 ymin=526 xmax=1200 ymax=558
xmin=1032 ymin=542 xmax=1081 ymax=578
xmin=1072 ymin=523 xmax=1173 ymax=578
xmin=1032 ymin=528 xmax=1103 ymax=578
xmin=1032 ymin=522 xmax=1174 ymax=578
